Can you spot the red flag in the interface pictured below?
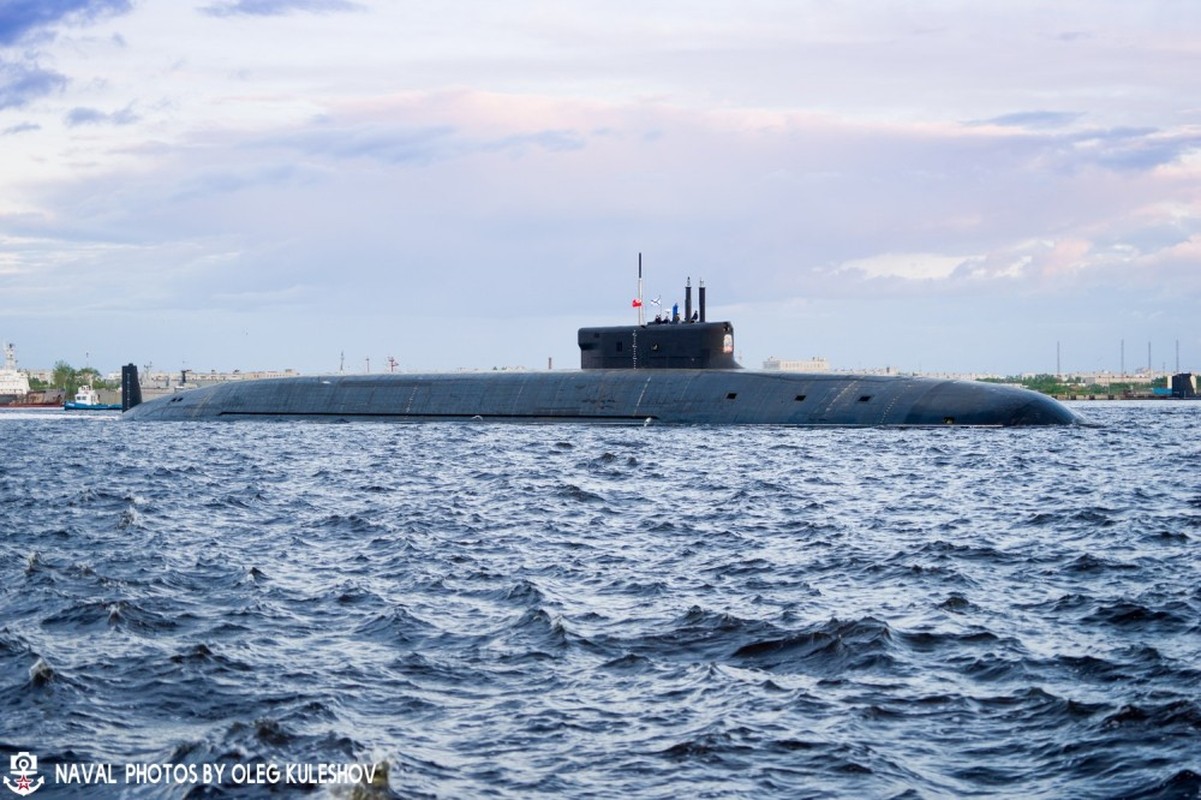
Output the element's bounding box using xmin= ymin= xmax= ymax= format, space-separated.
xmin=631 ymin=298 xmax=643 ymax=308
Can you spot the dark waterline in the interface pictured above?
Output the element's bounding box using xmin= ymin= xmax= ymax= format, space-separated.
xmin=2 ymin=402 xmax=1199 ymax=798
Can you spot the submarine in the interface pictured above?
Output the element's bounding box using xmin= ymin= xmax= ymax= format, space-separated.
xmin=120 ymin=273 xmax=1080 ymax=426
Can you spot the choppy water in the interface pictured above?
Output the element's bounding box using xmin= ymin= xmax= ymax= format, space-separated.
xmin=1 ymin=403 xmax=1199 ymax=799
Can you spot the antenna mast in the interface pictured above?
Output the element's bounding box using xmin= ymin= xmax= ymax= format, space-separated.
xmin=636 ymin=252 xmax=645 ymax=326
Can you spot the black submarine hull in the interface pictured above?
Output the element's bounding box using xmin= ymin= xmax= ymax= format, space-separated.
xmin=121 ymin=370 xmax=1080 ymax=426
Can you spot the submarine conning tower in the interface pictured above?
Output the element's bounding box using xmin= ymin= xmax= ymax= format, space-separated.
xmin=578 ymin=278 xmax=741 ymax=370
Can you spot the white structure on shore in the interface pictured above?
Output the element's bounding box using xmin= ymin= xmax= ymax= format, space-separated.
xmin=1 ymin=343 xmax=32 ymax=401
xmin=762 ymin=356 xmax=831 ymax=372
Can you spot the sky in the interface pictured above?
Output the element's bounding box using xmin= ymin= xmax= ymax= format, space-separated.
xmin=2 ymin=0 xmax=1199 ymax=377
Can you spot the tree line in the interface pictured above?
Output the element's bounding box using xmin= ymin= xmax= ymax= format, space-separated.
xmin=982 ymin=373 xmax=1168 ymax=396
xmin=27 ymin=362 xmax=117 ymax=396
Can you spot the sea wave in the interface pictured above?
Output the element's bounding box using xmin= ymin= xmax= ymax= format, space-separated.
xmin=1 ymin=403 xmax=1199 ymax=797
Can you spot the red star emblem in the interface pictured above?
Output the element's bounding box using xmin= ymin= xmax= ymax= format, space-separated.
xmin=15 ymin=774 xmax=31 ymax=791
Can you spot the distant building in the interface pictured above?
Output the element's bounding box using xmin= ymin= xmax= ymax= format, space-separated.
xmin=763 ymin=356 xmax=831 ymax=372
xmin=1069 ymin=371 xmax=1159 ymax=388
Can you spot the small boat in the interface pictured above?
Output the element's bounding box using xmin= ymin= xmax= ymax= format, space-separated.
xmin=64 ymin=385 xmax=122 ymax=411
xmin=1 ymin=390 xmax=65 ymax=409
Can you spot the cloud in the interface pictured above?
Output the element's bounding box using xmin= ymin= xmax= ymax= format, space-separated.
xmin=0 ymin=0 xmax=131 ymax=46
xmin=975 ymin=110 xmax=1084 ymax=130
xmin=964 ymin=113 xmax=1201 ymax=173
xmin=20 ymin=90 xmax=1199 ymax=303
xmin=63 ymin=103 xmax=139 ymax=126
xmin=0 ymin=59 xmax=67 ymax=109
xmin=1078 ymin=128 xmax=1201 ymax=172
xmin=0 ymin=1 xmax=130 ymax=113
xmin=836 ymin=253 xmax=969 ymax=281
xmin=261 ymin=120 xmax=586 ymax=167
xmin=263 ymin=122 xmax=460 ymax=166
xmin=200 ymin=0 xmax=361 ymax=18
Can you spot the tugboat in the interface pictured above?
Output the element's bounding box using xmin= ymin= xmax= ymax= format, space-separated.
xmin=64 ymin=385 xmax=123 ymax=411
xmin=120 ymin=268 xmax=1081 ymax=426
